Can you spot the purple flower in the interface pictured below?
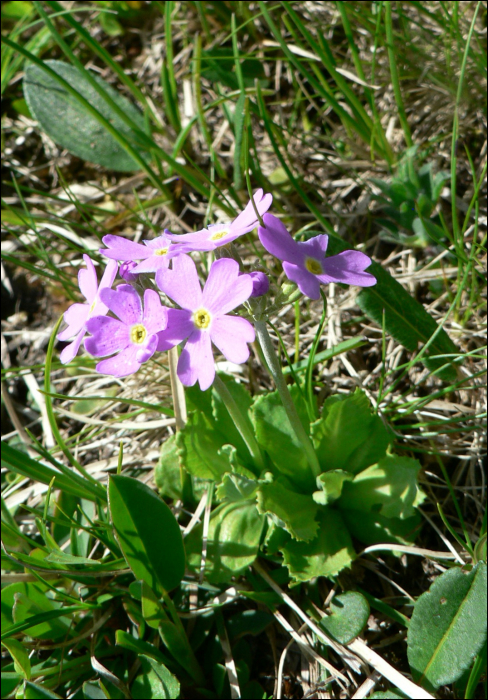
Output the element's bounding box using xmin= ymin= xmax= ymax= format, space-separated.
xmin=57 ymin=255 xmax=118 ymax=364
xmin=258 ymin=214 xmax=376 ymax=300
xmin=248 ymin=271 xmax=270 ymax=297
xmin=84 ymin=285 xmax=168 ymax=378
xmin=100 ymin=230 xmax=184 ymax=274
xmin=119 ymin=261 xmax=138 ymax=283
xmin=156 ymin=256 xmax=255 ymax=390
xmin=166 ymin=189 xmax=273 ymax=253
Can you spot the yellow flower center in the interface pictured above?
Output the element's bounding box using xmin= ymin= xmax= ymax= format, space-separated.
xmin=305 ymin=257 xmax=323 ymax=275
xmin=90 ymin=300 xmax=97 ymax=313
xmin=193 ymin=308 xmax=211 ymax=329
xmin=130 ymin=323 xmax=147 ymax=344
xmin=210 ymin=229 xmax=228 ymax=241
xmin=155 ymin=247 xmax=168 ymax=256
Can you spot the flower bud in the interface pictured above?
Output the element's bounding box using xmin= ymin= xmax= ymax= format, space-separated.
xmin=249 ymin=271 xmax=270 ymax=297
xmin=119 ymin=261 xmax=138 ymax=283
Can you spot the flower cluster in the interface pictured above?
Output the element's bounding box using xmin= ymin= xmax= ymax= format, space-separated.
xmin=58 ymin=190 xmax=376 ymax=389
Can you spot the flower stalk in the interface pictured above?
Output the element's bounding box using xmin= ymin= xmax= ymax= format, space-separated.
xmin=254 ymin=319 xmax=321 ymax=479
xmin=213 ymin=373 xmax=265 ymax=471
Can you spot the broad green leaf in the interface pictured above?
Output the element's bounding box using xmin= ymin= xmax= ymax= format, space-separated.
xmin=311 ymin=390 xmax=390 ymax=474
xmin=176 ymin=410 xmax=232 ymax=480
xmin=108 ymin=475 xmax=185 ymax=593
xmin=155 ymin=434 xmax=184 ymax=501
xmin=2 ymin=443 xmax=103 ymax=501
xmin=1 ymin=638 xmax=31 ymax=680
xmin=313 ymin=232 xmax=459 ymax=379
xmin=313 ymin=470 xmax=353 ymax=505
xmin=319 ymin=591 xmax=370 ymax=644
xmin=2 ymin=583 xmax=70 ymax=640
xmin=115 ymin=630 xmax=172 ymax=667
xmin=226 ymin=610 xmax=274 ymax=640
xmin=340 ymin=509 xmax=422 ymax=547
xmin=256 ymin=477 xmax=319 ymax=541
xmin=281 ymin=509 xmax=355 ymax=582
xmin=24 ymin=60 xmax=149 ymax=171
xmin=131 ymin=655 xmax=180 ymax=699
xmin=212 ymin=374 xmax=254 ymax=465
xmin=339 ymin=455 xmax=426 ymax=520
xmin=216 ymin=472 xmax=259 ymax=503
xmin=185 ymin=501 xmax=265 ymax=583
xmin=370 ymin=692 xmax=407 ymax=699
xmin=252 ymin=388 xmax=315 ymax=491
xmin=24 ymin=681 xmax=62 ymax=698
xmin=1 ymin=673 xmax=21 ymax=699
xmin=407 ymin=562 xmax=487 ymax=692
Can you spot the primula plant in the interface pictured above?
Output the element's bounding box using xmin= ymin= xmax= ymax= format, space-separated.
xmin=57 ymin=190 xmax=426 ymax=584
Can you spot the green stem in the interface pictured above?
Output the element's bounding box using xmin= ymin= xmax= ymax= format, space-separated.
xmin=254 ymin=320 xmax=321 ymax=479
xmin=213 ymin=374 xmax=264 ymax=471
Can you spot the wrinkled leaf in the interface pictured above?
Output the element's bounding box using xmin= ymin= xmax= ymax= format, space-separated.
xmin=341 ymin=508 xmax=422 ymax=547
xmin=339 ymin=456 xmax=426 ymax=520
xmin=313 ymin=470 xmax=353 ymax=505
xmin=24 ymin=60 xmax=149 ymax=171
xmin=407 ymin=562 xmax=487 ymax=692
xmin=281 ymin=508 xmax=355 ymax=582
xmin=311 ymin=390 xmax=390 ymax=474
xmin=176 ymin=410 xmax=232 ymax=480
xmin=319 ymin=591 xmax=370 ymax=644
xmin=252 ymin=388 xmax=315 ymax=491
xmin=256 ymin=477 xmax=319 ymax=541
xmin=108 ymin=475 xmax=185 ymax=593
xmin=185 ymin=501 xmax=265 ymax=583
xmin=212 ymin=374 xmax=254 ymax=466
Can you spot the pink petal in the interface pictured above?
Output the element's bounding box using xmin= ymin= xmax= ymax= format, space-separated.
xmin=78 ymin=255 xmax=98 ymax=302
xmin=85 ymin=316 xmax=130 ymax=357
xmin=59 ymin=329 xmax=85 ymax=364
xmin=177 ymin=330 xmax=215 ymax=390
xmin=101 ymin=235 xmax=152 ymax=261
xmin=301 ymin=234 xmax=329 ymax=257
xmin=318 ymin=251 xmax=376 ymax=287
xmin=283 ymin=262 xmax=321 ymax=300
xmin=99 ymin=259 xmax=118 ymax=292
xmin=143 ymin=233 xmax=172 ymax=250
xmin=233 ymin=189 xmax=273 ymax=231
xmin=57 ymin=303 xmax=89 ymax=340
xmin=142 ymin=289 xmax=168 ymax=335
xmin=136 ymin=333 xmax=158 ymax=364
xmin=258 ymin=214 xmax=303 ymax=264
xmin=202 ymin=258 xmax=253 ymax=315
xmin=132 ymin=255 xmax=171 ymax=274
xmin=156 ymin=254 xmax=202 ymax=310
xmin=100 ymin=284 xmax=142 ymax=325
xmin=210 ymin=315 xmax=255 ymax=364
xmin=156 ymin=308 xmax=194 ymax=351
xmin=96 ymin=346 xmax=141 ymax=378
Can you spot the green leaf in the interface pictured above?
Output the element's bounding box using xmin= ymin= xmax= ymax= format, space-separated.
xmin=1 ymin=638 xmax=31 ymax=680
xmin=23 ymin=681 xmax=62 ymax=698
xmin=108 ymin=475 xmax=185 ymax=593
xmin=216 ymin=472 xmax=259 ymax=503
xmin=2 ymin=443 xmax=103 ymax=501
xmin=319 ymin=591 xmax=370 ymax=644
xmin=256 ymin=477 xmax=319 ymax=541
xmin=131 ymin=656 xmax=180 ymax=699
xmin=185 ymin=501 xmax=265 ymax=584
xmin=313 ymin=470 xmax=353 ymax=505
xmin=370 ymin=692 xmax=407 ymax=699
xmin=280 ymin=508 xmax=355 ymax=582
xmin=24 ymin=60 xmax=149 ymax=171
xmin=319 ymin=233 xmax=459 ymax=379
xmin=311 ymin=390 xmax=390 ymax=474
xmin=339 ymin=455 xmax=426 ymax=520
xmin=155 ymin=434 xmax=183 ymax=501
xmin=407 ymin=562 xmax=487 ymax=692
xmin=176 ymin=410 xmax=232 ymax=481
xmin=340 ymin=509 xmax=422 ymax=547
xmin=212 ymin=374 xmax=254 ymax=465
xmin=115 ymin=630 xmax=172 ymax=667
xmin=2 ymin=583 xmax=70 ymax=640
xmin=252 ymin=388 xmax=315 ymax=491
xmin=227 ymin=610 xmax=274 ymax=640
